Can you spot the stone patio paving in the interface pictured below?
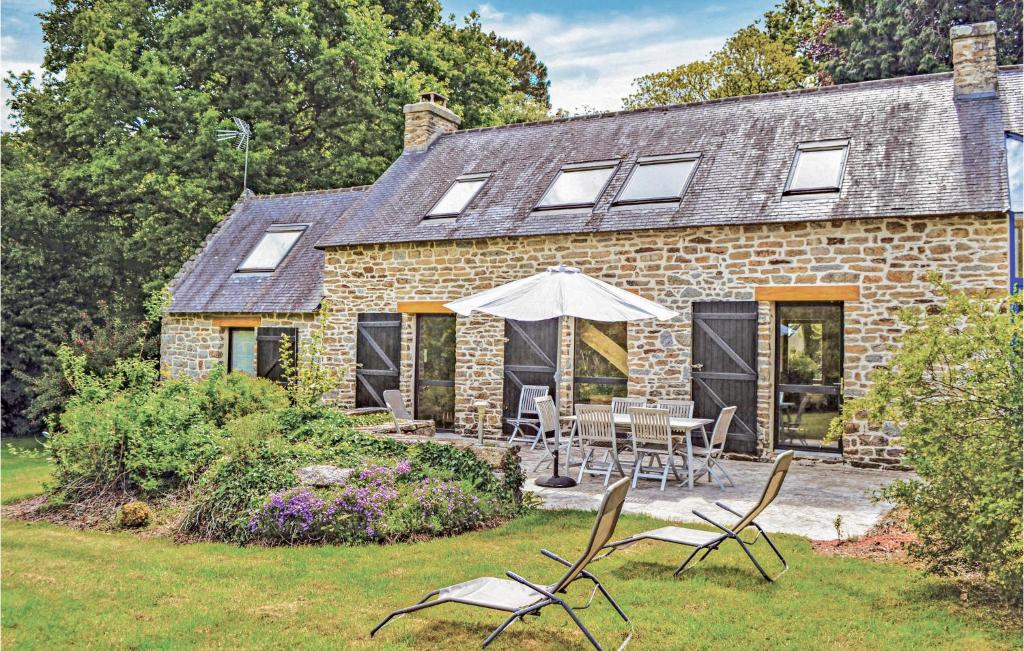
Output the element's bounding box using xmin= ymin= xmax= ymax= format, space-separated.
xmin=516 ymin=444 xmax=910 ymax=540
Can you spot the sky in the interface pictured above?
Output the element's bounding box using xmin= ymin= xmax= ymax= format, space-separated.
xmin=1 ymin=0 xmax=772 ymax=127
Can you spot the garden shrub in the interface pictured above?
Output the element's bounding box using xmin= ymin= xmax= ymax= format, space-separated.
xmin=198 ymin=366 xmax=288 ymax=427
xmin=829 ymin=278 xmax=1023 ymax=601
xmin=116 ymin=501 xmax=151 ymax=528
xmin=411 ymin=442 xmax=500 ymax=492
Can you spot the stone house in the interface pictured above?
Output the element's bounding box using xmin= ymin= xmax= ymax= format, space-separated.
xmin=164 ymin=23 xmax=1023 ymax=468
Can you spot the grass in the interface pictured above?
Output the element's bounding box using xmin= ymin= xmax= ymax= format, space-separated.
xmin=3 ymin=508 xmax=1019 ymax=649
xmin=1 ymin=438 xmax=51 ymax=504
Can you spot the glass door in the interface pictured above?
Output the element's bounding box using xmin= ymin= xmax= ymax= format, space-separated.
xmin=415 ymin=315 xmax=456 ymax=431
xmin=775 ymin=303 xmax=843 ymax=452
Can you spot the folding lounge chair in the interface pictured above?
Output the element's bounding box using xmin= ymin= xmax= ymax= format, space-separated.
xmin=603 ymin=451 xmax=794 ymax=582
xmin=371 ymin=477 xmax=634 ymax=650
xmin=383 ymin=389 xmax=413 ymax=436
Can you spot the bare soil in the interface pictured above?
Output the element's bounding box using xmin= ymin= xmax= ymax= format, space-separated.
xmin=811 ymin=508 xmax=917 ymax=562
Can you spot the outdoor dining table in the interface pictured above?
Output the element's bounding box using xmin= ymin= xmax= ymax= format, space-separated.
xmin=563 ymin=413 xmax=715 ymax=489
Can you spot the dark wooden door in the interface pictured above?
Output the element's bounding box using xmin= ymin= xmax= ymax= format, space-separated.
xmin=256 ymin=327 xmax=298 ymax=383
xmin=355 ymin=313 xmax=402 ymax=408
xmin=503 ymin=319 xmax=559 ymax=435
xmin=691 ymin=302 xmax=758 ymax=454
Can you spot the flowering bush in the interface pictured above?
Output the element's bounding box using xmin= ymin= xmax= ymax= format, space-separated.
xmin=408 ymin=478 xmax=483 ymax=535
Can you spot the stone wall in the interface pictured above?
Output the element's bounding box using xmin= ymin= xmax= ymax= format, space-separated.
xmin=318 ymin=215 xmax=1006 ymax=468
xmin=160 ymin=313 xmax=315 ymax=379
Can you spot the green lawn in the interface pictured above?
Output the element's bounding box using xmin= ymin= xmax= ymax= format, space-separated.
xmin=1 ymin=439 xmax=51 ymax=504
xmin=2 ymin=508 xmax=1018 ymax=649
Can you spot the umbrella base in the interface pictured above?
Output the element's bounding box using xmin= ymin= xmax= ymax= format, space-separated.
xmin=535 ymin=475 xmax=577 ymax=488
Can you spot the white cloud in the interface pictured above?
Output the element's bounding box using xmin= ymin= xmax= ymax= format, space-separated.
xmin=476 ymin=5 xmax=726 ymax=113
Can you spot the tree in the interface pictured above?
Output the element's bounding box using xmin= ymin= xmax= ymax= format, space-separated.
xmin=824 ymin=0 xmax=1023 ymax=83
xmin=829 ymin=279 xmax=1023 ymax=600
xmin=624 ymin=26 xmax=807 ymax=109
xmin=2 ymin=0 xmax=548 ymax=436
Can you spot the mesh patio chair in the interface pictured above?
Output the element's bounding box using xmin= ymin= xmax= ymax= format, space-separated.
xmin=383 ymin=390 xmax=413 ymax=436
xmin=780 ymin=394 xmax=810 ymax=447
xmin=371 ymin=477 xmax=634 ymax=650
xmin=628 ymin=407 xmax=683 ymax=492
xmin=603 ymin=451 xmax=795 ymax=582
xmin=691 ymin=406 xmax=736 ymax=489
xmin=507 ymin=385 xmax=550 ymax=449
xmin=575 ymin=404 xmax=629 ymax=486
xmin=533 ymin=395 xmax=577 ymax=474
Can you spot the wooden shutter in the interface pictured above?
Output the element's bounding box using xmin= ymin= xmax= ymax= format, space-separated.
xmin=256 ymin=327 xmax=298 ymax=382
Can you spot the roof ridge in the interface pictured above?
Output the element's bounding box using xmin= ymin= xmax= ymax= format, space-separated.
xmin=254 ymin=184 xmax=370 ymax=199
xmin=447 ymin=70 xmax=965 ymax=137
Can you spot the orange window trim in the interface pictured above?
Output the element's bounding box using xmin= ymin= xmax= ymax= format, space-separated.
xmin=397 ymin=301 xmax=454 ymax=314
xmin=754 ymin=285 xmax=860 ymax=301
xmin=211 ymin=316 xmax=262 ymax=328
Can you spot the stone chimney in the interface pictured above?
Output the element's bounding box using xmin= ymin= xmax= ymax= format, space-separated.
xmin=951 ymin=21 xmax=998 ymax=98
xmin=403 ymin=91 xmax=461 ymax=151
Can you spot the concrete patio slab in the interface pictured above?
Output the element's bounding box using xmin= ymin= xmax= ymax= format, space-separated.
xmin=518 ymin=446 xmax=910 ymax=540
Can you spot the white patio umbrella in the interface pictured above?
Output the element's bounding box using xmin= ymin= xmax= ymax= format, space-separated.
xmin=444 ymin=264 xmax=678 ymax=487
xmin=444 ymin=264 xmax=677 ymax=322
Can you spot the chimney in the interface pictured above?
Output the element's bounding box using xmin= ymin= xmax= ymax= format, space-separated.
xmin=950 ymin=21 xmax=998 ymax=98
xmin=403 ymin=91 xmax=461 ymax=151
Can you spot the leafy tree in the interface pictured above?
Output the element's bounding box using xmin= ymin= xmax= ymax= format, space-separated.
xmin=2 ymin=0 xmax=548 ymax=436
xmin=829 ymin=278 xmax=1023 ymax=600
xmin=624 ymin=26 xmax=807 ymax=109
xmin=824 ymin=0 xmax=1023 ymax=83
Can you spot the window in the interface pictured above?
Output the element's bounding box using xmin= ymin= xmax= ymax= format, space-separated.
xmin=237 ymin=225 xmax=307 ymax=272
xmin=573 ymin=319 xmax=627 ymax=404
xmin=1007 ymin=132 xmax=1023 ymax=291
xmin=228 ymin=328 xmax=256 ymax=375
xmin=536 ymin=162 xmax=617 ymax=210
xmin=784 ymin=140 xmax=849 ymax=195
xmin=426 ymin=174 xmax=490 ymax=218
xmin=615 ymin=154 xmax=699 ymax=204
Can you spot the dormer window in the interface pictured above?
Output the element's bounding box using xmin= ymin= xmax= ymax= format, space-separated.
xmin=614 ymin=154 xmax=700 ymax=205
xmin=784 ymin=140 xmax=849 ymax=195
xmin=536 ymin=161 xmax=617 ymax=210
xmin=426 ymin=173 xmax=490 ymax=218
xmin=237 ymin=224 xmax=307 ymax=272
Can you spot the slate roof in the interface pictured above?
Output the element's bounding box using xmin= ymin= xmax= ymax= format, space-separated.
xmin=168 ymin=187 xmax=365 ymax=314
xmin=319 ymin=66 xmax=1023 ymax=248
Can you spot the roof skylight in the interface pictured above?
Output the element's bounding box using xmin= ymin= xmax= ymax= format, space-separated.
xmin=536 ymin=163 xmax=616 ymax=209
xmin=426 ymin=174 xmax=490 ymax=218
xmin=784 ymin=140 xmax=849 ymax=195
xmin=615 ymin=154 xmax=699 ymax=204
xmin=237 ymin=225 xmax=307 ymax=272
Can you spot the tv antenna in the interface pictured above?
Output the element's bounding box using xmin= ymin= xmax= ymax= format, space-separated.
xmin=216 ymin=117 xmax=252 ymax=191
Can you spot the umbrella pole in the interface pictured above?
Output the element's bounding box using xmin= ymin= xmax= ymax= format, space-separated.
xmin=535 ymin=315 xmax=577 ymax=488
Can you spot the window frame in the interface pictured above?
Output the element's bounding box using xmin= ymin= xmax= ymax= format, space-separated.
xmin=612 ymin=153 xmax=701 ymax=206
xmin=782 ymin=139 xmax=850 ymax=196
xmin=533 ymin=160 xmax=619 ymax=212
xmin=227 ymin=327 xmax=256 ymax=374
xmin=424 ymin=172 xmax=492 ymax=219
xmin=236 ymin=224 xmax=309 ymax=273
xmin=1008 ymin=132 xmax=1023 ymax=292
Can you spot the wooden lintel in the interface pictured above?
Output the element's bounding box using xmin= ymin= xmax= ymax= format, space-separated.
xmin=754 ymin=285 xmax=860 ymax=301
xmin=397 ymin=301 xmax=453 ymax=314
xmin=211 ymin=316 xmax=261 ymax=328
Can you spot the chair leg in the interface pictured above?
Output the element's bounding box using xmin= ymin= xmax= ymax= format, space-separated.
xmin=482 ymin=603 xmax=545 ymax=648
xmin=530 ymin=427 xmax=544 ymax=450
xmin=659 ymin=456 xmax=670 ymax=492
xmin=370 ymin=592 xmax=443 ymax=637
xmin=712 ymin=458 xmax=735 ymax=487
xmin=558 ymin=602 xmax=604 ymax=651
xmin=735 ymin=538 xmax=775 ymax=582
xmin=630 ymin=452 xmax=643 ymax=489
xmin=577 ymin=448 xmax=593 ymax=483
xmin=673 ymin=546 xmax=705 ymax=576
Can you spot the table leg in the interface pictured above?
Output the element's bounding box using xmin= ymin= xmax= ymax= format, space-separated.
xmin=686 ymin=432 xmax=694 ymax=489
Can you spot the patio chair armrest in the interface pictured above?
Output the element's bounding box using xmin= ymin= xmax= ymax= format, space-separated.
xmin=692 ymin=510 xmax=738 ymax=537
xmin=506 ymin=572 xmax=558 ymax=600
xmin=714 ymin=501 xmax=744 ymax=518
xmin=540 ymin=549 xmax=572 ymax=567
